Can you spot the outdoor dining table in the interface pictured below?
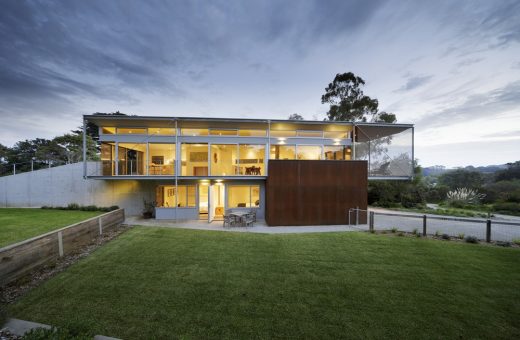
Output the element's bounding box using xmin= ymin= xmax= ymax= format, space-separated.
xmin=229 ymin=211 xmax=249 ymax=226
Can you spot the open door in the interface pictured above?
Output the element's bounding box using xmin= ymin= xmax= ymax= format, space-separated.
xmin=209 ymin=185 xmax=215 ymax=222
xmin=209 ymin=184 xmax=225 ymax=222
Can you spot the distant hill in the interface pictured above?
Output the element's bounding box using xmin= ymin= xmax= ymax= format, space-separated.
xmin=423 ymin=164 xmax=508 ymax=176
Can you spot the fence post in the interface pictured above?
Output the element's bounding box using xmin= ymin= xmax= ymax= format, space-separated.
xmin=31 ymin=160 xmax=34 ymax=172
xmin=486 ymin=220 xmax=491 ymax=243
xmin=348 ymin=209 xmax=351 ymax=225
xmin=58 ymin=231 xmax=64 ymax=257
xmin=98 ymin=217 xmax=103 ymax=235
xmin=369 ymin=211 xmax=374 ymax=232
xmin=355 ymin=206 xmax=359 ymax=225
xmin=422 ymin=215 xmax=427 ymax=236
xmin=13 ymin=164 xmax=16 ymax=175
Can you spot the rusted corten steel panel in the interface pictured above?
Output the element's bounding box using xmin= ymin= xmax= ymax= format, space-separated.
xmin=266 ymin=160 xmax=367 ymax=226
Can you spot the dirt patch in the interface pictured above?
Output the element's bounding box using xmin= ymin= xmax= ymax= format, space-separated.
xmin=0 ymin=224 xmax=130 ymax=305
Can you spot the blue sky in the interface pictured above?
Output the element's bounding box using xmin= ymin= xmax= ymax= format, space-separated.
xmin=1 ymin=0 xmax=519 ymax=167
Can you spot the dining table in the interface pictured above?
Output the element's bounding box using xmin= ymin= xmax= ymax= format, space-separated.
xmin=229 ymin=211 xmax=249 ymax=226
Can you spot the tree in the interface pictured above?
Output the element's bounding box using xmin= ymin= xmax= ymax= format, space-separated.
xmin=438 ymin=169 xmax=484 ymax=190
xmin=54 ymin=132 xmax=98 ymax=163
xmin=288 ymin=113 xmax=304 ymax=120
xmin=372 ymin=111 xmax=397 ymax=123
xmin=495 ymin=161 xmax=520 ymax=181
xmin=321 ymin=72 xmax=379 ymax=122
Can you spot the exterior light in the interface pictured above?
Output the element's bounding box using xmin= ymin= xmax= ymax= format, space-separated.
xmin=333 ymin=138 xmax=341 ymax=142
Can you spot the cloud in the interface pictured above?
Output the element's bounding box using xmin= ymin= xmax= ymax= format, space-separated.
xmin=415 ymin=81 xmax=520 ymax=129
xmin=395 ymin=75 xmax=433 ymax=92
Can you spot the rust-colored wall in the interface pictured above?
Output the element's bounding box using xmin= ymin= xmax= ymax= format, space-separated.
xmin=266 ymin=160 xmax=367 ymax=226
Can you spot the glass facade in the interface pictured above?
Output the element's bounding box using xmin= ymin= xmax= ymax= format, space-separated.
xmin=181 ymin=143 xmax=209 ymax=176
xmin=296 ymin=145 xmax=322 ymax=160
xmin=118 ymin=143 xmax=147 ymax=175
xmin=270 ymin=145 xmax=296 ymax=160
xmin=156 ymin=185 xmax=196 ymax=208
xmin=149 ymin=144 xmax=175 ymax=175
xmin=228 ymin=185 xmax=260 ymax=208
xmin=238 ymin=144 xmax=265 ymax=175
xmin=210 ymin=144 xmax=238 ymax=176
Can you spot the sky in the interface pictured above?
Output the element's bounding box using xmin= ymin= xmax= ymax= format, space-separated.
xmin=1 ymin=0 xmax=519 ymax=168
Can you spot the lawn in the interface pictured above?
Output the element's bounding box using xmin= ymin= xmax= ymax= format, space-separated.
xmin=0 ymin=208 xmax=102 ymax=248
xmin=8 ymin=228 xmax=520 ymax=339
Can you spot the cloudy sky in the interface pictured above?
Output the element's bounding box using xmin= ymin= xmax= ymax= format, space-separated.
xmin=1 ymin=0 xmax=519 ymax=167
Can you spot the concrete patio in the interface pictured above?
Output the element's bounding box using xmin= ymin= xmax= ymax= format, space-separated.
xmin=124 ymin=216 xmax=368 ymax=234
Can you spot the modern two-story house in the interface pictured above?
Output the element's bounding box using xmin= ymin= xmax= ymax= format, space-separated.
xmin=83 ymin=115 xmax=414 ymax=226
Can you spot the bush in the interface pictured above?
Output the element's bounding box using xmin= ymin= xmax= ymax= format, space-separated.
xmin=67 ymin=203 xmax=80 ymax=210
xmin=496 ymin=241 xmax=512 ymax=247
xmin=412 ymin=228 xmax=418 ymax=235
xmin=513 ymin=239 xmax=520 ymax=246
xmin=441 ymin=233 xmax=450 ymax=240
xmin=465 ymin=236 xmax=479 ymax=244
xmin=458 ymin=233 xmax=465 ymax=239
xmin=390 ymin=227 xmax=398 ymax=233
xmin=493 ymin=202 xmax=520 ymax=215
xmin=446 ymin=188 xmax=485 ymax=206
xmin=397 ymin=232 xmax=404 ymax=237
xmin=435 ymin=230 xmax=440 ymax=237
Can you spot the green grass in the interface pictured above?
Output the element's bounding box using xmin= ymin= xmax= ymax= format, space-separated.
xmin=389 ymin=206 xmax=491 ymax=218
xmin=0 ymin=208 xmax=102 ymax=248
xmin=9 ymin=228 xmax=520 ymax=339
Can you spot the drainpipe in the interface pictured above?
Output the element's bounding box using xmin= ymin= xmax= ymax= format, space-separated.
xmin=175 ymin=118 xmax=178 ymax=223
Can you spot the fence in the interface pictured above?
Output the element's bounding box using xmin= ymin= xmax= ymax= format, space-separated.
xmin=0 ymin=209 xmax=125 ymax=286
xmin=348 ymin=209 xmax=520 ymax=243
xmin=0 ymin=159 xmax=76 ymax=177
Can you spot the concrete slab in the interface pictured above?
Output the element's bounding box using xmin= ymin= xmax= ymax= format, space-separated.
xmin=2 ymin=318 xmax=121 ymax=339
xmin=125 ymin=215 xmax=367 ymax=234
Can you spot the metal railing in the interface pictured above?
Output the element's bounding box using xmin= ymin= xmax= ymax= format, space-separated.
xmin=348 ymin=208 xmax=520 ymax=243
xmin=0 ymin=159 xmax=76 ymax=177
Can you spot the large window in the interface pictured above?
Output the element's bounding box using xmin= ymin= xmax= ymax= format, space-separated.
xmin=296 ymin=145 xmax=322 ymax=160
xmin=324 ymin=146 xmax=351 ymax=160
xmin=117 ymin=128 xmax=147 ymax=134
xmin=210 ymin=129 xmax=238 ymax=136
xmin=149 ymin=144 xmax=175 ymax=175
xmin=181 ymin=128 xmax=209 ymax=136
xmin=297 ymin=130 xmax=323 ymax=138
xmin=270 ymin=145 xmax=296 ymax=160
xmin=239 ymin=129 xmax=266 ymax=137
xmin=149 ymin=128 xmax=176 ymax=135
xmin=324 ymin=131 xmax=349 ymax=139
xmin=156 ymin=185 xmax=196 ymax=208
xmin=270 ymin=130 xmax=297 ymax=138
xmin=228 ymin=185 xmax=260 ymax=208
xmin=181 ymin=143 xmax=208 ymax=176
xmin=118 ymin=143 xmax=147 ymax=175
xmin=210 ymin=144 xmax=238 ymax=176
xmin=238 ymin=144 xmax=265 ymax=175
xmin=100 ymin=142 xmax=115 ymax=175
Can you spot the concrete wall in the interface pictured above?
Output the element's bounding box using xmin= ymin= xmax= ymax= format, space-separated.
xmin=0 ymin=163 xmax=154 ymax=215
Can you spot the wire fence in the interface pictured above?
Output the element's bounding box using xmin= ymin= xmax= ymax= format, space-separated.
xmin=348 ymin=209 xmax=520 ymax=243
xmin=0 ymin=160 xmax=75 ymax=177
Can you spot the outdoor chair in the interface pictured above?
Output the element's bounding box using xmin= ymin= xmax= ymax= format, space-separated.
xmin=245 ymin=214 xmax=254 ymax=227
xmin=249 ymin=210 xmax=257 ymax=222
xmin=223 ymin=215 xmax=235 ymax=228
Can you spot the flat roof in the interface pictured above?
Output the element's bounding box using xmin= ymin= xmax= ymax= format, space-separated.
xmin=83 ymin=114 xmax=414 ymax=129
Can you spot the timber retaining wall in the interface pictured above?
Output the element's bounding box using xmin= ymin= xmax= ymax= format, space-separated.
xmin=0 ymin=208 xmax=125 ymax=286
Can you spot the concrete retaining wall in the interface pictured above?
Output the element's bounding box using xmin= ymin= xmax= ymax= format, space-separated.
xmin=0 ymin=208 xmax=125 ymax=286
xmin=0 ymin=163 xmax=155 ymax=215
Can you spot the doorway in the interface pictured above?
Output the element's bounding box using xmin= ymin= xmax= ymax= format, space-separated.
xmin=209 ymin=183 xmax=225 ymax=222
xmin=198 ymin=184 xmax=209 ymax=219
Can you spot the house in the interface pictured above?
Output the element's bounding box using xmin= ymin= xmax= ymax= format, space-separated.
xmin=83 ymin=115 xmax=414 ymax=225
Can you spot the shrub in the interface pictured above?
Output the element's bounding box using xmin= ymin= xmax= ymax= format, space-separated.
xmin=496 ymin=241 xmax=512 ymax=247
xmin=109 ymin=205 xmax=119 ymax=211
xmin=441 ymin=233 xmax=450 ymax=240
xmin=67 ymin=203 xmax=80 ymax=210
xmin=435 ymin=230 xmax=440 ymax=237
xmin=412 ymin=228 xmax=418 ymax=235
xmin=513 ymin=238 xmax=520 ymax=246
xmin=397 ymin=232 xmax=404 ymax=237
xmin=390 ymin=227 xmax=398 ymax=233
xmin=446 ymin=188 xmax=485 ymax=206
xmin=465 ymin=236 xmax=479 ymax=244
xmin=493 ymin=202 xmax=520 ymax=215
xmin=458 ymin=233 xmax=465 ymax=239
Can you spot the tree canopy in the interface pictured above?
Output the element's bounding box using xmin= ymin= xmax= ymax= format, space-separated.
xmin=321 ymin=72 xmax=380 ymax=122
xmin=438 ymin=169 xmax=484 ymax=190
xmin=288 ymin=113 xmax=304 ymax=120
